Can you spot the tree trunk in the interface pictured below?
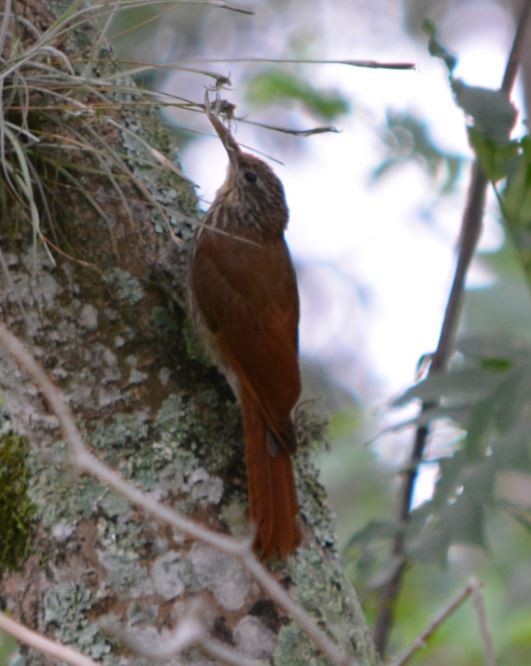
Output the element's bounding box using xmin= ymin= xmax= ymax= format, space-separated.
xmin=0 ymin=1 xmax=377 ymax=664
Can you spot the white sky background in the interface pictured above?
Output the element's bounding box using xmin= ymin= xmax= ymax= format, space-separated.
xmin=176 ymin=0 xmax=520 ymax=412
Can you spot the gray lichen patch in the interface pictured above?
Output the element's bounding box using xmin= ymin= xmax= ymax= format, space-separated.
xmin=234 ymin=615 xmax=277 ymax=660
xmin=184 ymin=468 xmax=224 ymax=505
xmin=295 ymin=449 xmax=337 ymax=550
xmin=116 ymin=102 xmax=198 ymax=244
xmin=79 ymin=303 xmax=99 ymax=331
xmin=44 ymin=582 xmax=111 ymax=660
xmin=29 ymin=441 xmax=107 ymax=528
xmin=292 ymin=407 xmax=337 ymax=549
xmin=103 ymin=268 xmax=144 ymax=305
xmin=151 ymin=550 xmax=192 ymax=600
xmin=288 ymin=548 xmax=376 ymax=665
xmin=188 ymin=543 xmax=250 ymax=611
xmin=275 ymin=623 xmax=330 ymax=666
xmin=99 ymin=550 xmax=154 ymax=599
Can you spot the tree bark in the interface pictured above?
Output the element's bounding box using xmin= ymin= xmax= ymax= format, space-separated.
xmin=0 ymin=1 xmax=377 ymax=664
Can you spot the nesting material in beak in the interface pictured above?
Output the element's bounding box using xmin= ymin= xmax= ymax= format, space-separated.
xmin=204 ymin=92 xmax=241 ymax=169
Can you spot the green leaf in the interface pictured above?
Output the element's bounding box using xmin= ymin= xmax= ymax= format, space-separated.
xmin=441 ymin=493 xmax=487 ymax=547
xmin=480 ymin=357 xmax=514 ymax=372
xmin=492 ymin=423 xmax=530 ymax=468
xmin=470 ymin=131 xmax=520 ymax=182
xmin=372 ymin=111 xmax=464 ymax=194
xmin=490 ymin=364 xmax=531 ymax=432
xmin=245 ymin=68 xmax=350 ymax=121
xmin=501 ymin=135 xmax=531 ymax=283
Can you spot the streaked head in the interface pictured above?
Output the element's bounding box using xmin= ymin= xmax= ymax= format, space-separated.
xmin=205 ymin=100 xmax=288 ymax=234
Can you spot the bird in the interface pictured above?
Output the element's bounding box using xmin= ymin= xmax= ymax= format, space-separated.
xmin=188 ymin=97 xmax=301 ymax=559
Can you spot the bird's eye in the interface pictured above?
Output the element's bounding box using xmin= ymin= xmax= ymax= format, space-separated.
xmin=244 ymin=170 xmax=257 ymax=183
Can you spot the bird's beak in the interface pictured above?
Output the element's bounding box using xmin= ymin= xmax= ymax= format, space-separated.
xmin=204 ymin=93 xmax=240 ymax=170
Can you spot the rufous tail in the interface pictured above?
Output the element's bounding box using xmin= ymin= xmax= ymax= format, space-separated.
xmin=241 ymin=391 xmax=300 ymax=559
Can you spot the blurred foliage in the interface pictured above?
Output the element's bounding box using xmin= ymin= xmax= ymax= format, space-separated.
xmin=0 ymin=633 xmax=16 ymax=664
xmin=320 ymin=408 xmax=394 ymax=541
xmin=402 ymin=337 xmax=530 ymax=562
xmin=245 ymin=67 xmax=350 ymax=121
xmin=373 ymin=18 xmax=519 ymax=199
xmin=339 ymin=15 xmax=531 ymax=663
xmin=470 ymin=134 xmax=531 ymax=285
xmin=372 ymin=111 xmax=464 ymax=194
xmin=346 ymin=335 xmax=531 ymax=561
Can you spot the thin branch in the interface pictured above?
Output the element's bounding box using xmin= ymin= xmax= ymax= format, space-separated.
xmin=391 ymin=578 xmax=476 ymax=666
xmin=239 ymin=118 xmax=340 ymax=136
xmin=0 ymin=322 xmax=354 ymax=666
xmin=0 ymin=611 xmax=99 ymax=666
xmin=372 ymin=3 xmax=531 ymax=657
xmin=392 ymin=577 xmax=495 ymax=666
xmin=178 ymin=57 xmax=416 ymax=70
xmin=471 ymin=578 xmax=496 ymax=666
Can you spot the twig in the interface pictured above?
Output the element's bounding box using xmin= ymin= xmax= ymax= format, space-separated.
xmin=372 ymin=2 xmax=531 ymax=657
xmin=392 ymin=577 xmax=495 ymax=666
xmin=0 ymin=611 xmax=99 ymax=666
xmin=239 ymin=118 xmax=340 ymax=136
xmin=0 ymin=322 xmax=354 ymax=666
xmin=178 ymin=57 xmax=416 ymax=70
xmin=391 ymin=579 xmax=476 ymax=666
xmin=471 ymin=578 xmax=496 ymax=666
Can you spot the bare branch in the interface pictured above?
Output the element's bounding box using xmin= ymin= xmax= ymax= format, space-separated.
xmin=0 ymin=611 xmax=99 ymax=666
xmin=179 ymin=57 xmax=416 ymax=70
xmin=471 ymin=578 xmax=496 ymax=666
xmin=239 ymin=118 xmax=340 ymax=136
xmin=391 ymin=577 xmax=495 ymax=666
xmin=391 ymin=580 xmax=476 ymax=666
xmin=0 ymin=321 xmax=354 ymax=666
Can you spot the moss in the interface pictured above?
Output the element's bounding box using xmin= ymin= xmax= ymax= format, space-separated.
xmin=183 ymin=317 xmax=212 ymax=365
xmin=0 ymin=433 xmax=36 ymax=576
xmin=150 ymin=305 xmax=179 ymax=337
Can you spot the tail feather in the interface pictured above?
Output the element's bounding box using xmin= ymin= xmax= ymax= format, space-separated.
xmin=241 ymin=391 xmax=300 ymax=559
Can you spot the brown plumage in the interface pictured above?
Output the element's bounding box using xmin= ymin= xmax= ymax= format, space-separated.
xmin=188 ymin=101 xmax=301 ymax=559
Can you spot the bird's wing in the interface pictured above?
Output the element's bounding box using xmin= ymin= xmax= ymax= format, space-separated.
xmin=189 ymin=229 xmax=300 ymax=451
